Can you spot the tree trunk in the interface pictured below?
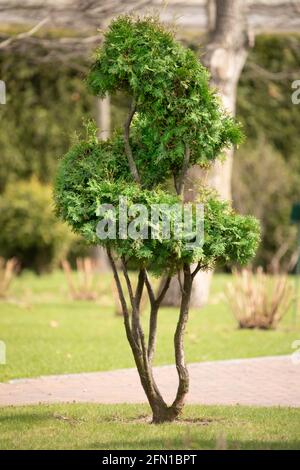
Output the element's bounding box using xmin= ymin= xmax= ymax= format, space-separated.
xmin=162 ymin=0 xmax=251 ymax=308
xmin=138 ymin=265 xmax=193 ymax=423
xmin=108 ymin=248 xmax=196 ymax=423
xmin=95 ymin=94 xmax=111 ymax=141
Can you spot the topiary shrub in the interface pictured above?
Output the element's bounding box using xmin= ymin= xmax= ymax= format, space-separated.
xmin=54 ymin=15 xmax=260 ymax=423
xmin=0 ymin=178 xmax=74 ymax=272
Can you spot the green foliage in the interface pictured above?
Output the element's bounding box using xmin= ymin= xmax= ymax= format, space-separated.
xmin=54 ymin=16 xmax=259 ymax=275
xmin=87 ymin=15 xmax=243 ymax=181
xmin=202 ymin=193 xmax=259 ymax=268
xmin=0 ymin=179 xmax=74 ymax=272
xmin=55 ymin=132 xmax=259 ymax=274
xmin=1 ymin=32 xmax=298 ymax=273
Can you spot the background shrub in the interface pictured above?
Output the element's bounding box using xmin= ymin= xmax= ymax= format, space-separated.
xmin=0 ymin=179 xmax=75 ymax=272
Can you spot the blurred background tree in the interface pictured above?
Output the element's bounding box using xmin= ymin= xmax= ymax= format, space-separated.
xmin=234 ymin=34 xmax=300 ymax=271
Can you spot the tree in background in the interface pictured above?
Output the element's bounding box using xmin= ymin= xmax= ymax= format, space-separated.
xmin=162 ymin=0 xmax=250 ymax=307
xmin=54 ymin=16 xmax=259 ymax=423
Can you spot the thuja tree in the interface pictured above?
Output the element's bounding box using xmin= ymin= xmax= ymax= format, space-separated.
xmin=54 ymin=16 xmax=260 ymax=423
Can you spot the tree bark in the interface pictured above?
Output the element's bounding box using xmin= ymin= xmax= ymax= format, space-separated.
xmin=162 ymin=0 xmax=251 ymax=308
xmin=171 ymin=264 xmax=192 ymax=415
xmin=108 ymin=247 xmax=195 ymax=423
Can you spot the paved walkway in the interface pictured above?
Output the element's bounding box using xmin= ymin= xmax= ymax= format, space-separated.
xmin=0 ymin=356 xmax=299 ymax=407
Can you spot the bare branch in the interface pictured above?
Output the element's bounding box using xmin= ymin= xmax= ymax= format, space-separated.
xmin=145 ymin=270 xmax=171 ymax=308
xmin=246 ymin=60 xmax=300 ymax=81
xmin=135 ymin=268 xmax=145 ymax=310
xmin=0 ymin=17 xmax=49 ymax=50
xmin=106 ymin=248 xmax=139 ymax=352
xmin=146 ymin=272 xmax=171 ymax=363
xmin=120 ymin=257 xmax=140 ymax=343
xmin=144 ymin=271 xmax=156 ymax=307
xmin=0 ymin=1 xmax=154 ymax=32
xmin=1 ymin=0 xmax=300 ymax=35
xmin=124 ymin=99 xmax=141 ymax=184
xmin=156 ymin=275 xmax=172 ymax=306
xmin=147 ymin=304 xmax=158 ymax=364
xmin=120 ymin=260 xmax=164 ymax=406
xmin=121 ymin=257 xmax=135 ymax=308
xmin=109 ymin=252 xmax=167 ymax=416
xmin=172 ymin=263 xmax=192 ymax=413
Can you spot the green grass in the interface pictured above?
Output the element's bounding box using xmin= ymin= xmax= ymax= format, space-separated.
xmin=0 ymin=271 xmax=299 ymax=382
xmin=0 ymin=403 xmax=299 ymax=450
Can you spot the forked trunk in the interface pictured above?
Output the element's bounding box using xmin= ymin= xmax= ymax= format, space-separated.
xmin=138 ymin=359 xmax=189 ymax=424
xmin=107 ymin=249 xmax=196 ymax=424
xmin=151 ymin=401 xmax=181 ymax=424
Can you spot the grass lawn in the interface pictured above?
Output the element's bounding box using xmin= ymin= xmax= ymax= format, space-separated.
xmin=0 ymin=270 xmax=299 ymax=382
xmin=0 ymin=403 xmax=299 ymax=450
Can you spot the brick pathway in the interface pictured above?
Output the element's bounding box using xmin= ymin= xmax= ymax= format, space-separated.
xmin=0 ymin=355 xmax=299 ymax=407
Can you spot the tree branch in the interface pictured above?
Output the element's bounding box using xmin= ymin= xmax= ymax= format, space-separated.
xmin=146 ymin=274 xmax=171 ymax=363
xmin=177 ymin=270 xmax=184 ymax=295
xmin=107 ymin=248 xmax=138 ymax=352
xmin=109 ymin=252 xmax=167 ymax=417
xmin=124 ymin=99 xmax=141 ymax=184
xmin=144 ymin=271 xmax=157 ymax=362
xmin=176 ymin=143 xmax=190 ymax=196
xmin=120 ymin=261 xmax=152 ymax=378
xmin=135 ymin=268 xmax=145 ymax=310
xmin=144 ymin=271 xmax=156 ymax=306
xmin=156 ymin=275 xmax=172 ymax=306
xmin=121 ymin=257 xmax=140 ymax=343
xmin=191 ymin=261 xmax=205 ymax=280
xmin=0 ymin=17 xmax=49 ymax=50
xmin=172 ymin=263 xmax=192 ymax=413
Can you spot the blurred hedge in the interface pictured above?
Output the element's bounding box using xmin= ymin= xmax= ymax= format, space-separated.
xmin=235 ymin=34 xmax=300 ymax=269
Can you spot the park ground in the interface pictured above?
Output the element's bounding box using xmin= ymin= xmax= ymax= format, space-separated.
xmin=1 ymin=404 xmax=300 ymax=450
xmin=0 ymin=271 xmax=300 ymax=449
